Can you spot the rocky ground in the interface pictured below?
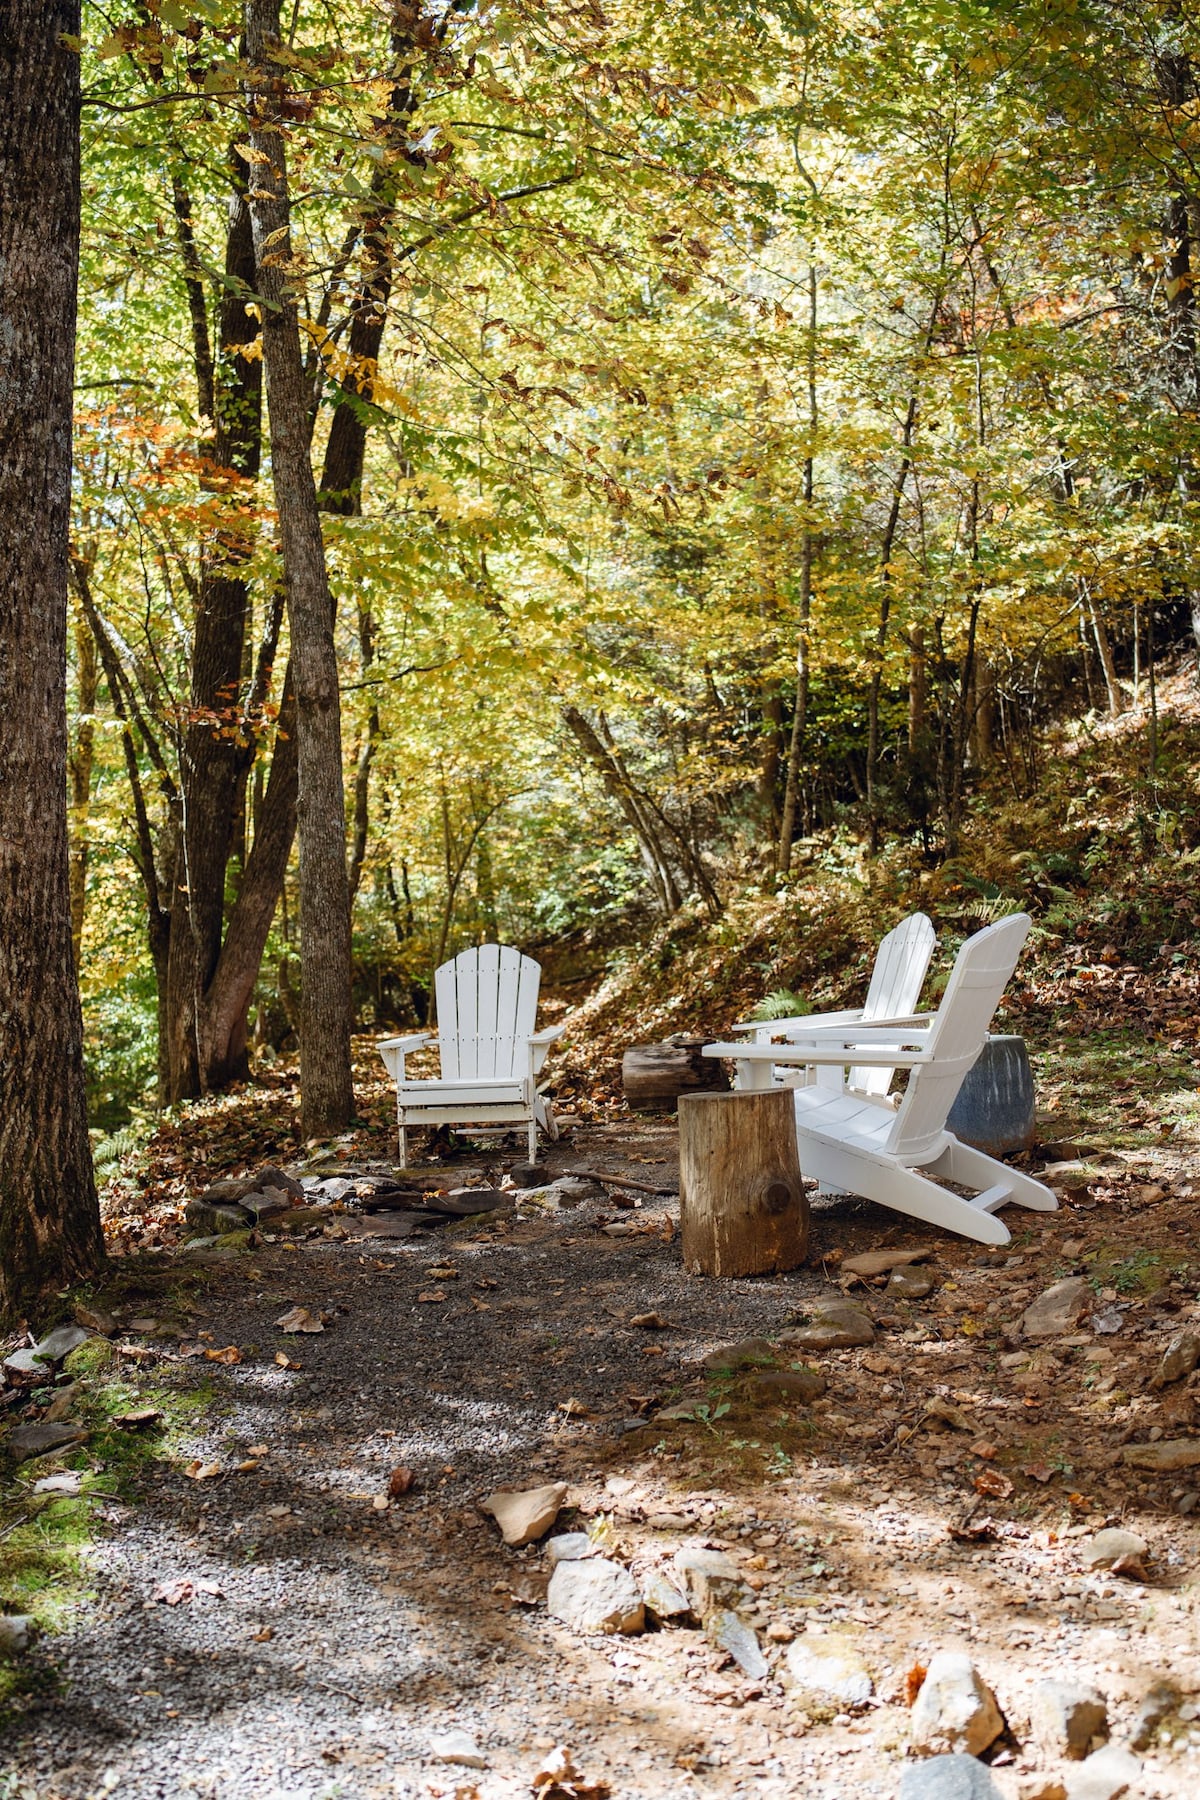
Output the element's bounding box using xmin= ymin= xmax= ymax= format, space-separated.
xmin=2 ymin=1111 xmax=1199 ymax=1800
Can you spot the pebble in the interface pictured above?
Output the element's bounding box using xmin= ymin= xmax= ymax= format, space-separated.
xmin=673 ymin=1544 xmax=743 ymax=1616
xmin=747 ymin=1367 xmax=826 ymax=1404
xmin=480 ymin=1482 xmax=566 ymax=1547
xmin=1061 ymin=1744 xmax=1141 ymax=1800
xmin=1028 ymin=1677 xmax=1109 ymax=1758
xmin=546 ymin=1557 xmax=645 ymax=1635
xmin=1150 ymin=1330 xmax=1200 ymax=1388
xmin=1022 ymin=1277 xmax=1090 ymax=1339
xmin=910 ymin=1652 xmax=1005 ymax=1756
xmin=641 ymin=1569 xmax=691 ymax=1623
xmin=888 ymin=1267 xmax=938 ymax=1298
xmin=701 ymin=1337 xmax=776 ymax=1375
xmin=429 ymin=1729 xmax=487 ymax=1769
xmin=897 ymin=1754 xmax=1004 ymax=1799
xmin=707 ymin=1608 xmax=767 ymax=1679
xmin=784 ymin=1632 xmax=873 ymax=1706
xmin=544 ymin=1533 xmax=591 ymax=1564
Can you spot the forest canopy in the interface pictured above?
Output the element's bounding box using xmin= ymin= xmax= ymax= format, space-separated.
xmin=68 ymin=0 xmax=1200 ymax=1124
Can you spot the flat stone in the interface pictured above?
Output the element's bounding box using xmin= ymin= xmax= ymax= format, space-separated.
xmin=237 ymin=1186 xmax=295 ymax=1222
xmin=898 ymin=1756 xmax=1004 ymax=1800
xmin=779 ymin=1301 xmax=875 ymax=1350
xmin=701 ymin=1337 xmax=776 ymax=1375
xmin=1151 ymin=1330 xmax=1200 ymax=1388
xmin=549 ymin=1177 xmax=604 ymax=1208
xmin=747 ymin=1367 xmax=827 ymax=1404
xmin=910 ymin=1652 xmax=1005 ymax=1757
xmin=2 ymin=1348 xmax=47 ymax=1377
xmin=784 ymin=1632 xmax=874 ymax=1707
xmin=1029 ymin=1678 xmax=1109 ymax=1758
xmin=34 ymin=1325 xmax=90 ymax=1362
xmin=544 ymin=1533 xmax=591 ymax=1564
xmin=73 ymin=1305 xmax=117 ymax=1336
xmin=673 ymin=1544 xmax=743 ymax=1616
xmin=888 ymin=1266 xmax=938 ymax=1299
xmin=706 ymin=1608 xmax=767 ymax=1679
xmin=5 ymin=1422 xmax=87 ymax=1463
xmin=0 ymin=1616 xmax=34 ymax=1659
xmin=480 ymin=1482 xmax=566 ymax=1547
xmin=429 ymin=1730 xmax=487 ymax=1770
xmin=842 ymin=1247 xmax=932 ymax=1277
xmin=546 ymin=1557 xmax=644 ymax=1635
xmin=1080 ymin=1529 xmax=1148 ymax=1573
xmin=1019 ymin=1782 xmax=1067 ymax=1800
xmin=1121 ymin=1438 xmax=1200 ymax=1472
xmin=1062 ymin=1745 xmax=1141 ymax=1800
xmin=1130 ymin=1681 xmax=1180 ymax=1750
xmin=270 ymin=1206 xmax=331 ymax=1234
xmin=1023 ymin=1277 xmax=1090 ymax=1339
xmin=641 ymin=1569 xmax=691 ymax=1623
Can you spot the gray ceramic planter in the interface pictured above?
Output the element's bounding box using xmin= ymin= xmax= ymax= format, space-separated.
xmin=946 ymin=1033 xmax=1036 ymax=1157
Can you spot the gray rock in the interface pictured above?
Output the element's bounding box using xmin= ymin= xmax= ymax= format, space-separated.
xmin=1130 ymin=1681 xmax=1180 ymax=1750
xmin=706 ymin=1609 xmax=767 ymax=1680
xmin=1150 ymin=1330 xmax=1200 ymax=1388
xmin=1062 ymin=1745 xmax=1141 ymax=1800
xmin=1029 ymin=1678 xmax=1108 ymax=1758
xmin=1121 ymin=1438 xmax=1200 ymax=1472
xmin=784 ymin=1632 xmax=874 ymax=1707
xmin=779 ymin=1300 xmax=875 ymax=1350
xmin=34 ymin=1325 xmax=90 ymax=1362
xmin=910 ymin=1652 xmax=1005 ymax=1756
xmin=1080 ymin=1529 xmax=1148 ymax=1574
xmin=1022 ymin=1277 xmax=1090 ymax=1339
xmin=184 ymin=1198 xmax=251 ymax=1236
xmin=429 ymin=1730 xmax=487 ymax=1769
xmin=747 ymin=1367 xmax=826 ymax=1404
xmin=672 ymin=1544 xmax=743 ymax=1616
xmin=5 ymin=1422 xmax=87 ymax=1463
xmin=2 ymin=1347 xmax=48 ymax=1377
xmin=641 ymin=1569 xmax=691 ymax=1624
xmin=898 ymin=1755 xmax=1004 ymax=1800
xmin=480 ymin=1482 xmax=566 ymax=1547
xmin=237 ymin=1186 xmax=295 ymax=1222
xmin=545 ymin=1533 xmax=591 ymax=1564
xmin=702 ymin=1337 xmax=776 ymax=1375
xmin=549 ymin=1177 xmax=604 ymax=1208
xmin=0 ymin=1615 xmax=34 ymax=1658
xmin=546 ymin=1557 xmax=644 ymax=1635
xmin=508 ymin=1162 xmax=541 ymax=1186
xmin=888 ymin=1266 xmax=938 ymax=1299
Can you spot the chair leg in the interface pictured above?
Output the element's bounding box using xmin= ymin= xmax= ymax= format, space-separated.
xmin=397 ymin=1119 xmax=408 ymax=1169
xmin=527 ymin=1117 xmax=538 ymax=1164
xmin=534 ymin=1092 xmax=559 ymax=1141
xmin=929 ymin=1137 xmax=1058 ymax=1212
xmin=797 ymin=1138 xmax=1013 ymax=1244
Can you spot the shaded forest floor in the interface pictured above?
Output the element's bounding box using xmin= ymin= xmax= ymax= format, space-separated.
xmin=3 ymin=1075 xmax=1200 ymax=1798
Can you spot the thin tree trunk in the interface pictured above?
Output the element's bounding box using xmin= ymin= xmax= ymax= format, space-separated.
xmin=246 ymin=0 xmax=354 ymax=1136
xmin=778 ymin=265 xmax=818 ymax=878
xmin=0 ymin=0 xmax=103 ymax=1312
xmin=69 ymin=609 xmax=98 ymax=962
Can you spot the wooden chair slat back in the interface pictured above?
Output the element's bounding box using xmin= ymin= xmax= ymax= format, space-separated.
xmin=435 ymin=945 xmax=541 ymax=1082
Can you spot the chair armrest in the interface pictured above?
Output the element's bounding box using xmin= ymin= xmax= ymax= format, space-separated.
xmin=730 ymin=1007 xmax=865 ymax=1036
xmin=772 ymin=1014 xmax=933 ymax=1043
xmin=529 ymin=1023 xmax=564 ymax=1079
xmin=378 ymin=1033 xmax=431 ymax=1053
xmin=530 ymin=1025 xmax=565 ymax=1045
xmin=705 ymin=1039 xmax=934 ymax=1071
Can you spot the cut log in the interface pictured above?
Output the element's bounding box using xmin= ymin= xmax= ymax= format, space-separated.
xmin=679 ymin=1087 xmax=809 ymax=1277
xmin=622 ymin=1039 xmax=730 ymax=1113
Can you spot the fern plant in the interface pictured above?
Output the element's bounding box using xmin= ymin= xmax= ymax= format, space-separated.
xmin=748 ymin=989 xmax=812 ymax=1022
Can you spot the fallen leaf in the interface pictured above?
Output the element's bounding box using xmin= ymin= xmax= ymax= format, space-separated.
xmin=273 ymin=1351 xmax=300 ymax=1369
xmin=970 ymin=1439 xmax=998 ymax=1460
xmin=640 ymin=1345 xmax=665 ymax=1357
xmin=905 ymin=1662 xmax=928 ymax=1706
xmin=184 ymin=1460 xmax=222 ymax=1481
xmin=1021 ymin=1460 xmax=1057 ymax=1484
xmin=923 ymin=1396 xmax=973 ymax=1432
xmin=114 ymin=1407 xmax=162 ymax=1429
xmin=417 ymin=1289 xmax=447 ymax=1304
xmin=247 ymin=1444 xmax=269 ymax=1457
xmin=235 ymin=1459 xmax=260 ymax=1474
xmin=951 ymin=1513 xmax=999 ymax=1542
xmin=155 ymin=1576 xmax=223 ymax=1605
xmin=559 ymin=1397 xmax=591 ymax=1417
xmin=428 ymin=1265 xmax=459 ymax=1280
xmin=630 ymin=1311 xmax=672 ymax=1329
xmin=252 ymin=1627 xmax=274 ymax=1642
xmin=531 ymin=1744 xmax=611 ymax=1800
xmin=470 ymin=1297 xmax=491 ymax=1312
xmin=204 ymin=1345 xmax=241 ymax=1365
xmin=388 ymin=1466 xmax=416 ymax=1497
xmin=973 ymin=1468 xmax=1014 ymax=1500
xmin=275 ymin=1306 xmax=324 ymax=1334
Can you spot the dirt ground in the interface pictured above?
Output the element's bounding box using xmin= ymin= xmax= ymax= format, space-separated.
xmin=2 ymin=1099 xmax=1200 ymax=1800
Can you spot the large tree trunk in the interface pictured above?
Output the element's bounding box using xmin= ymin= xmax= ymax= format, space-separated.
xmin=0 ymin=0 xmax=103 ymax=1313
xmin=165 ymin=159 xmax=265 ymax=1100
xmin=246 ymin=0 xmax=354 ymax=1136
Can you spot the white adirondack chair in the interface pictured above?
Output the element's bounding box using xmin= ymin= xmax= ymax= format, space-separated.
xmin=732 ymin=912 xmax=936 ymax=1100
xmin=378 ymin=945 xmax=563 ymax=1167
xmin=705 ymin=914 xmax=1056 ymax=1245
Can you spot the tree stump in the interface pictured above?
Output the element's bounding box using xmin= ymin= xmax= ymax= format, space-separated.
xmin=622 ymin=1038 xmax=730 ymax=1114
xmin=679 ymin=1087 xmax=809 ymax=1277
